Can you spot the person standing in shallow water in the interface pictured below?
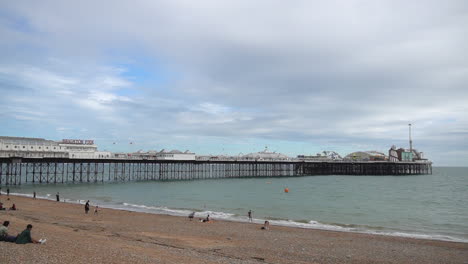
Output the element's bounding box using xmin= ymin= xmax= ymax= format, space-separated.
xmin=248 ymin=210 xmax=253 ymax=222
xmin=56 ymin=192 xmax=60 ymax=202
xmin=7 ymin=188 xmax=10 ymax=196
xmin=85 ymin=200 xmax=90 ymax=214
xmin=33 ymin=191 xmax=36 ymax=199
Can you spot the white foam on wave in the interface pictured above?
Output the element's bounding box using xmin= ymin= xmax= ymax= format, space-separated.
xmin=111 ymin=202 xmax=468 ymax=243
xmin=6 ymin=191 xmax=54 ymax=202
xmin=119 ymin=203 xmax=237 ymax=220
xmin=365 ymin=231 xmax=468 ymax=243
xmin=266 ymin=219 xmax=355 ymax=232
xmin=5 ymin=191 xmax=90 ymax=206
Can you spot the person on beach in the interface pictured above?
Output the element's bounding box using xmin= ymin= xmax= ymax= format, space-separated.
xmin=0 ymin=202 xmax=5 ymax=210
xmin=188 ymin=212 xmax=195 ymax=221
xmin=56 ymin=192 xmax=60 ymax=202
xmin=248 ymin=210 xmax=253 ymax=222
xmin=261 ymin=221 xmax=270 ymax=230
xmin=15 ymin=224 xmax=41 ymax=244
xmin=85 ymin=200 xmax=90 ymax=214
xmin=202 ymin=214 xmax=210 ymax=222
xmin=33 ymin=191 xmax=36 ymax=199
xmin=94 ymin=205 xmax=99 ymax=215
xmin=7 ymin=188 xmax=9 ymax=196
xmin=9 ymin=204 xmax=16 ymax=211
xmin=0 ymin=221 xmax=17 ymax=242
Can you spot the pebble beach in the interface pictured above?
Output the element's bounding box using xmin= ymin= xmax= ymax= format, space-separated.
xmin=0 ymin=195 xmax=467 ymax=264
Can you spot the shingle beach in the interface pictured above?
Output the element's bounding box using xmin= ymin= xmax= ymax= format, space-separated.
xmin=1 ymin=195 xmax=467 ymax=264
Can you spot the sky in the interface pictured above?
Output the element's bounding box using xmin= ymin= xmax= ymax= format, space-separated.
xmin=0 ymin=0 xmax=467 ymax=166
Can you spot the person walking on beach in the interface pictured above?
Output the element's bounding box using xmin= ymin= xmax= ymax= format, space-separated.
xmin=56 ymin=192 xmax=60 ymax=202
xmin=85 ymin=200 xmax=90 ymax=214
xmin=188 ymin=212 xmax=195 ymax=221
xmin=94 ymin=205 xmax=99 ymax=215
xmin=33 ymin=191 xmax=36 ymax=199
xmin=248 ymin=210 xmax=253 ymax=222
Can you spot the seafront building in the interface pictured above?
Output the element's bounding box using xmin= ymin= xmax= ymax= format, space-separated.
xmin=0 ymin=136 xmax=111 ymax=159
xmin=0 ymin=136 xmax=67 ymax=158
xmin=0 ymin=136 xmax=194 ymax=160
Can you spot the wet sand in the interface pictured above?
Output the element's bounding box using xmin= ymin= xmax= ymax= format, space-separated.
xmin=0 ymin=195 xmax=467 ymax=264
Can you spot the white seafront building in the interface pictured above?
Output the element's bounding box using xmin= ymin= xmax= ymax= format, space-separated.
xmin=0 ymin=136 xmax=68 ymax=158
xmin=0 ymin=136 xmax=194 ymax=160
xmin=0 ymin=136 xmax=111 ymax=159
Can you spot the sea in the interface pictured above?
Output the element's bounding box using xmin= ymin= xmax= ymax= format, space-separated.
xmin=4 ymin=167 xmax=468 ymax=243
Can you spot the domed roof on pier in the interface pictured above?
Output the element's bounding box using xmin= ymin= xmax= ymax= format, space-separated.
xmin=243 ymin=147 xmax=290 ymax=160
xmin=344 ymin=151 xmax=387 ymax=161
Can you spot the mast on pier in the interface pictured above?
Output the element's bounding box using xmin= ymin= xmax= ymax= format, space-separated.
xmin=409 ymin=123 xmax=413 ymax=153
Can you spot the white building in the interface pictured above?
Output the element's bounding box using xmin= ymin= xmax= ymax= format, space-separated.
xmin=1 ymin=136 xmax=197 ymax=160
xmin=388 ymin=146 xmax=399 ymax=162
xmin=0 ymin=136 xmax=68 ymax=158
xmin=59 ymin=139 xmax=111 ymax=159
xmin=0 ymin=137 xmax=111 ymax=159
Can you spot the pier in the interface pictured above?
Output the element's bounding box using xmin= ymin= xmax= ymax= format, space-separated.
xmin=0 ymin=158 xmax=432 ymax=186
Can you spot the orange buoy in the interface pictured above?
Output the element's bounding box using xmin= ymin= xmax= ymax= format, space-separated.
xmin=284 ymin=188 xmax=289 ymax=193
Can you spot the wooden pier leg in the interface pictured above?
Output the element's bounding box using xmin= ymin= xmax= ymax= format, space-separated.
xmin=6 ymin=163 xmax=10 ymax=186
xmin=25 ymin=163 xmax=29 ymax=183
xmin=39 ymin=162 xmax=43 ymax=183
xmin=0 ymin=162 xmax=3 ymax=186
xmin=13 ymin=162 xmax=18 ymax=186
xmin=54 ymin=162 xmax=57 ymax=183
xmin=32 ymin=162 xmax=36 ymax=183
xmin=94 ymin=162 xmax=98 ymax=182
xmin=46 ymin=162 xmax=50 ymax=183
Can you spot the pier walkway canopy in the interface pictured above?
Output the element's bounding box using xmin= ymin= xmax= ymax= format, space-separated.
xmin=344 ymin=151 xmax=387 ymax=161
xmin=242 ymin=149 xmax=291 ymax=161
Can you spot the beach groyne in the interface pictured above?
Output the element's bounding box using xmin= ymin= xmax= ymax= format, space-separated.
xmin=0 ymin=158 xmax=432 ymax=185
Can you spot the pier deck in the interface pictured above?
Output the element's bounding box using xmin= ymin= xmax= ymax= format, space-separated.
xmin=0 ymin=158 xmax=432 ymax=186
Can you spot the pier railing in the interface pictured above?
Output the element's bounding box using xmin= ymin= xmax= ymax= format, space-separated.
xmin=0 ymin=158 xmax=432 ymax=186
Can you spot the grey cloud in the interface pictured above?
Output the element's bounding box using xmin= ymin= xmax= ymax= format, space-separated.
xmin=1 ymin=0 xmax=467 ymax=165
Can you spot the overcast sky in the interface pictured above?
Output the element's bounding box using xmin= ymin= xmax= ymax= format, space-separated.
xmin=1 ymin=0 xmax=467 ymax=166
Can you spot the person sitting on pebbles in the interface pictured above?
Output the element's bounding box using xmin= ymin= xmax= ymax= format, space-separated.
xmin=9 ymin=204 xmax=17 ymax=211
xmin=15 ymin=224 xmax=45 ymax=244
xmin=201 ymin=214 xmax=210 ymax=222
xmin=0 ymin=221 xmax=17 ymax=242
xmin=261 ymin=221 xmax=270 ymax=230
